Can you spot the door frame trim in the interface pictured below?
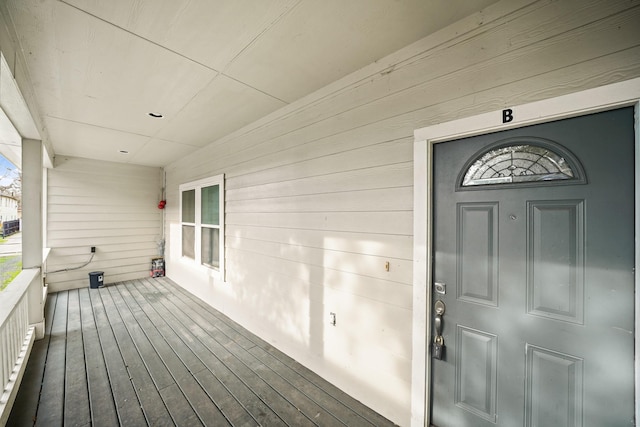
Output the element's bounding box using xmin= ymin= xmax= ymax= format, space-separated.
xmin=411 ymin=77 xmax=640 ymax=427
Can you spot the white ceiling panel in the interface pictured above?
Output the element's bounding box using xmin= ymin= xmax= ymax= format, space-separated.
xmin=128 ymin=137 xmax=201 ymax=167
xmin=61 ymin=0 xmax=300 ymax=72
xmin=45 ymin=115 xmax=151 ymax=163
xmin=2 ymin=0 xmax=500 ymax=167
xmin=154 ymin=74 xmax=286 ymax=147
xmin=15 ymin=1 xmax=217 ymax=136
xmin=225 ymin=0 xmax=498 ymax=102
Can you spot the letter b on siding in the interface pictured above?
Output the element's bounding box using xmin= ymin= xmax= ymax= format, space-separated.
xmin=503 ymin=109 xmax=514 ymax=123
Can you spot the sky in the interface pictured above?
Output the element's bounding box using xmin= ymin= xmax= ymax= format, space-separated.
xmin=0 ymin=153 xmax=18 ymax=187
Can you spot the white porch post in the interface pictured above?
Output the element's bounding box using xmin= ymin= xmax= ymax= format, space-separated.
xmin=22 ymin=138 xmax=44 ymax=339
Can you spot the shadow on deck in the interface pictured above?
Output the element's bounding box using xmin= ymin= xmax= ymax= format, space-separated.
xmin=8 ymin=277 xmax=395 ymax=426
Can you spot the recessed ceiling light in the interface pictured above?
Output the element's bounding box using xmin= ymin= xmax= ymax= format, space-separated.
xmin=148 ymin=112 xmax=163 ymax=118
xmin=119 ymin=150 xmax=129 ymax=154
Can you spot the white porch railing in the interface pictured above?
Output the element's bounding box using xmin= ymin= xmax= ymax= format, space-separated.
xmin=0 ymin=268 xmax=40 ymax=426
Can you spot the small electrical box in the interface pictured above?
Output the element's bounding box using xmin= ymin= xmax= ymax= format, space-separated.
xmin=329 ymin=312 xmax=336 ymax=326
xmin=150 ymin=258 xmax=165 ymax=277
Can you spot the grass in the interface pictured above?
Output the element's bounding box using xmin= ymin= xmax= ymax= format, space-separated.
xmin=0 ymin=255 xmax=22 ymax=291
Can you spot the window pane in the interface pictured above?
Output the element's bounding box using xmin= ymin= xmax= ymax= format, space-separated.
xmin=201 ymin=227 xmax=219 ymax=269
xmin=182 ymin=189 xmax=195 ymax=222
xmin=462 ymin=144 xmax=575 ymax=187
xmin=201 ymin=185 xmax=219 ymax=225
xmin=182 ymin=225 xmax=195 ymax=259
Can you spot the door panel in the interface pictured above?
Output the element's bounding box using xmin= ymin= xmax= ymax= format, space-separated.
xmin=431 ymin=107 xmax=635 ymax=427
xmin=455 ymin=325 xmax=498 ymax=422
xmin=524 ymin=344 xmax=583 ymax=427
xmin=527 ymin=200 xmax=584 ymax=323
xmin=457 ymin=203 xmax=498 ymax=305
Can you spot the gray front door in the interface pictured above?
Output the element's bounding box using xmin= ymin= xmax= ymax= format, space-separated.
xmin=431 ymin=107 xmax=635 ymax=426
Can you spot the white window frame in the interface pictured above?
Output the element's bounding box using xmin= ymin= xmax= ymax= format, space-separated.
xmin=179 ymin=174 xmax=225 ymax=280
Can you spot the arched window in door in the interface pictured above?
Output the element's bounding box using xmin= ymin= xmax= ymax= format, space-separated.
xmin=458 ymin=137 xmax=586 ymax=189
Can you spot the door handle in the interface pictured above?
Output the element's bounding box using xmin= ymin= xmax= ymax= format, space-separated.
xmin=432 ymin=300 xmax=446 ymax=360
xmin=434 ymin=312 xmax=443 ymax=336
xmin=434 ymin=300 xmax=445 ymax=336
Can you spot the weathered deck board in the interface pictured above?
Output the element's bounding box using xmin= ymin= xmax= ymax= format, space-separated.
xmin=125 ymin=282 xmax=258 ymax=426
xmin=116 ymin=284 xmax=232 ymax=426
xmin=35 ymin=291 xmax=68 ymax=426
xmin=132 ymin=280 xmax=292 ymax=426
xmin=148 ymin=278 xmax=389 ymax=426
xmin=97 ymin=286 xmax=173 ymax=425
xmin=78 ymin=288 xmax=119 ymax=427
xmin=8 ymin=278 xmax=395 ymax=426
xmin=88 ymin=286 xmax=148 ymax=426
xmin=64 ymin=290 xmax=91 ymax=426
xmin=140 ymin=280 xmax=318 ymax=426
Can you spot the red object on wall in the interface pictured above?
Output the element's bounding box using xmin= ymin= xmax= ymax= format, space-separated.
xmin=158 ymin=200 xmax=166 ymax=209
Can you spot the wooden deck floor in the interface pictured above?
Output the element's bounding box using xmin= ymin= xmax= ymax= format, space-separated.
xmin=8 ymin=277 xmax=395 ymax=426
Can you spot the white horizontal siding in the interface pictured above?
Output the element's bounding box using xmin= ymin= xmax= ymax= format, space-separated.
xmin=46 ymin=156 xmax=162 ymax=292
xmin=226 ymin=162 xmax=413 ymax=200
xmin=225 ymin=237 xmax=412 ymax=299
xmin=164 ymin=1 xmax=640 ymax=424
xmin=226 ymin=225 xmax=413 ymax=258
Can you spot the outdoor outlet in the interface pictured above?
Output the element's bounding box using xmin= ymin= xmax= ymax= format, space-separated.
xmin=91 ymin=246 xmax=96 ymax=253
xmin=329 ymin=312 xmax=336 ymax=326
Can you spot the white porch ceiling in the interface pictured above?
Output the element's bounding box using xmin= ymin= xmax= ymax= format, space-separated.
xmin=3 ymin=0 xmax=497 ymax=167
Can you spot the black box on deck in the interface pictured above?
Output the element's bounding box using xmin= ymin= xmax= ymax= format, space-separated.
xmin=151 ymin=258 xmax=165 ymax=277
xmin=89 ymin=271 xmax=104 ymax=288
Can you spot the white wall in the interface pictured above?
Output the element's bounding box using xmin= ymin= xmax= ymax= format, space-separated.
xmin=46 ymin=156 xmax=162 ymax=292
xmin=165 ymin=0 xmax=640 ymax=424
xmin=0 ymin=195 xmax=19 ymax=222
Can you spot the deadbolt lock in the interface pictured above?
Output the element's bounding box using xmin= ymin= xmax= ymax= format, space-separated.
xmin=434 ymin=282 xmax=446 ymax=295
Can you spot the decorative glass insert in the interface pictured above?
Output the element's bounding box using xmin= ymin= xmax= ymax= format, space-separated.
xmin=462 ymin=144 xmax=576 ymax=187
